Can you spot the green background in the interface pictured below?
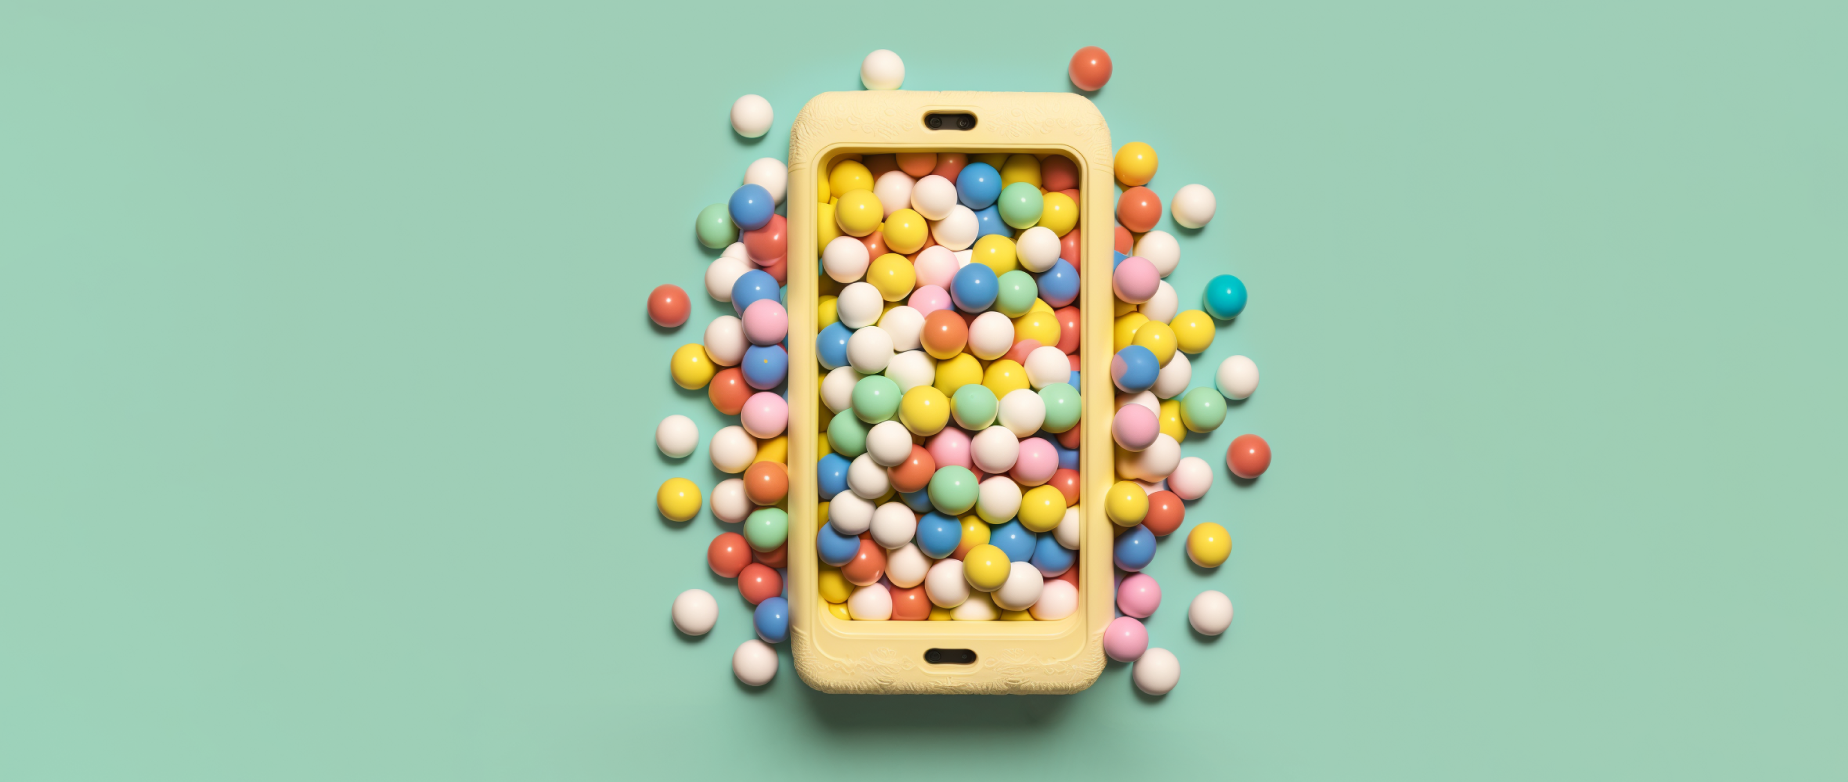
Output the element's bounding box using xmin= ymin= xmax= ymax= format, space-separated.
xmin=3 ymin=2 xmax=1843 ymax=779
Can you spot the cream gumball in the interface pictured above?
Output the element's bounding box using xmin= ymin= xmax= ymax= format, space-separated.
xmin=655 ymin=414 xmax=700 ymax=458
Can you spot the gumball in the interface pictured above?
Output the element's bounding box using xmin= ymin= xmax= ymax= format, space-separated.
xmin=731 ymin=637 xmax=781 ymax=685
xmin=1132 ymin=321 xmax=1177 ymax=368
xmin=1029 ymin=531 xmax=1075 ymax=576
xmin=1186 ymin=522 xmax=1232 ymax=567
xmin=890 ymin=446 xmax=937 ymax=494
xmin=925 ymin=558 xmax=969 ymax=607
xmin=821 ymin=366 xmax=859 ymax=413
xmin=1104 ymin=616 xmax=1149 ymax=662
xmin=914 ymin=512 xmax=961 ymax=558
xmin=1017 ymin=484 xmax=1067 ymax=534
xmin=656 ymin=477 xmax=701 ymax=522
xmin=1115 ymin=187 xmax=1162 ymax=233
xmin=816 ymin=566 xmax=852 ymax=604
xmin=1135 ymin=230 xmax=1179 ymax=278
xmin=933 ymin=353 xmax=982 ymax=397
xmin=927 ymin=465 xmax=979 ymax=515
xmin=997 ymin=182 xmax=1045 ymax=229
xmin=841 ymin=538 xmax=888 ymax=586
xmin=996 ymin=388 xmax=1046 ymax=438
xmin=1053 ymin=506 xmax=1080 ymax=549
xmin=738 ymin=300 xmax=787 ymax=348
xmin=1012 ymin=311 xmax=1060 ymax=352
xmin=882 ymin=208 xmax=928 ymax=256
xmin=1167 ymin=456 xmax=1213 ymax=501
xmin=835 ymin=189 xmax=883 ymax=238
xmin=669 ymin=344 xmax=715 ymax=390
xmin=707 ymin=532 xmax=753 ymax=577
xmin=1037 ymin=191 xmax=1078 ymax=237
xmin=1114 ymin=312 xmax=1149 ymax=352
xmin=908 ymin=284 xmax=952 ymax=317
xmin=729 ymin=269 xmax=778 ymax=315
xmin=743 ymin=507 xmax=788 ymax=552
xmin=1179 ymin=387 xmax=1226 ymax=432
xmin=1171 ymin=183 xmax=1216 ymax=228
xmin=961 ymin=544 xmax=1010 ymax=591
xmin=743 ymin=460 xmax=788 ymax=505
xmin=742 ymin=157 xmax=787 ymax=205
xmin=827 ymin=410 xmax=868 ymax=458
xmin=740 ymin=344 xmax=787 ymax=390
xmin=986 ymin=518 xmax=1034 ymax=562
xmin=696 ymin=203 xmax=737 ymax=249
xmin=702 ymin=317 xmax=745 ymax=367
xmin=907 ymin=174 xmax=958 ymax=222
xmin=822 ymin=235 xmax=872 ymax=283
xmin=847 ymin=453 xmax=890 ymax=499
xmin=1113 ymin=256 xmax=1161 ymax=304
xmin=1030 ymin=579 xmax=1078 ymax=621
xmin=885 ymin=350 xmax=937 ymax=394
xmin=1216 ymin=355 xmax=1259 ymax=399
xmin=1052 ymin=306 xmax=1081 ymax=354
xmin=871 ymin=502 xmax=918 ymax=550
xmin=873 ymin=171 xmax=916 ymax=217
xmin=956 ymin=162 xmax=1002 ymax=210
xmin=899 ymin=489 xmax=934 ymax=513
xmin=816 ymin=523 xmax=860 ymax=566
xmin=845 ymin=583 xmax=893 ymax=620
xmin=1164 ymin=312 xmax=1213 ymax=356
xmin=1037 ymin=260 xmax=1080 ymax=308
xmin=920 ymin=308 xmax=969 ymax=359
xmin=893 ymin=152 xmax=936 ymax=178
xmin=864 ymin=420 xmax=912 ymax=467
xmin=705 ymin=255 xmax=751 ymax=303
xmin=1068 ymin=46 xmax=1113 ymax=91
xmin=877 ymin=305 xmax=924 ymax=351
xmin=1113 ymin=403 xmax=1160 ymax=451
xmin=1119 ymin=433 xmax=1181 ymax=482
xmin=655 ymin=414 xmax=699 ymax=458
xmin=1114 ymin=142 xmax=1157 ymax=186
xmin=1133 ymin=648 xmax=1179 ymax=695
xmin=851 ymin=374 xmax=901 ymax=423
xmin=1150 ymin=351 xmax=1191 ymax=400
xmin=1143 ymin=490 xmax=1185 ymax=536
xmin=1114 ymin=524 xmax=1156 ymax=571
xmin=1011 ymin=438 xmax=1060 ymax=487
xmin=830 ymin=158 xmax=873 ymax=195
xmin=953 ymin=515 xmax=991 ymax=559
xmin=971 ymin=235 xmax=1018 ymax=275
xmin=1116 ymin=388 xmax=1160 ymax=417
xmin=1189 ymin=590 xmax=1234 ymax=636
xmin=931 ymin=205 xmax=979 ymax=251
xmin=998 ymin=154 xmax=1041 ymax=189
xmin=889 ymin=584 xmax=931 ymax=620
xmin=1117 ymin=572 xmax=1161 ymax=618
xmin=1016 ymin=226 xmax=1061 ymax=273
xmin=753 ymin=596 xmax=790 ymax=643
xmin=970 ymin=425 xmax=1019 ymax=474
xmin=1058 ymin=226 xmax=1083 ymax=266
xmin=993 ymin=561 xmax=1045 ymax=611
xmin=1042 ymin=469 xmax=1080 ymax=507
xmin=913 ymin=247 xmax=960 ymax=293
xmin=926 ymin=427 xmax=971 ymax=471
xmin=836 ymin=281 xmax=884 ymax=328
xmin=1203 ymin=274 xmax=1249 ymax=319
xmin=1111 ymin=345 xmax=1161 ymax=392
xmin=670 ymin=588 xmax=719 ymax=637
xmin=711 ymin=478 xmax=751 ymax=523
xmin=758 ymin=253 xmax=787 ymax=285
xmin=816 ymin=322 xmax=851 ymax=370
xmin=972 ymin=204 xmax=1008 ymax=240
xmin=728 ymin=183 xmax=775 ymax=231
xmin=1106 ymin=480 xmax=1149 ymax=526
xmin=737 ymin=562 xmax=782 ymax=605
xmin=898 ymin=385 xmax=949 ymax=436
xmin=846 ymin=325 xmax=894 ymax=373
xmin=951 ymin=263 xmax=999 ymax=313
xmin=994 ymin=270 xmax=1039 ymax=318
xmin=861 ymin=49 xmax=904 ymax=89
xmin=709 ymin=426 xmax=757 ymax=474
xmin=967 ymin=312 xmax=1015 ymax=360
xmin=1227 ymin=434 xmax=1271 ymax=479
xmin=645 ymin=284 xmax=691 ymax=329
xmin=730 ymin=94 xmax=773 ymax=138
xmin=828 ymin=602 xmax=852 ymax=620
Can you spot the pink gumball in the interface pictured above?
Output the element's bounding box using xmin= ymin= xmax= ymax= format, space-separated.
xmin=739 ymin=392 xmax=788 ymax=439
xmin=1111 ymin=256 xmax=1161 ymax=304
xmin=926 ymin=427 xmax=972 ymax=471
xmin=913 ymin=246 xmax=960 ymax=290
xmin=1112 ymin=403 xmax=1160 ymax=451
xmin=1116 ymin=573 xmax=1161 ymax=618
xmin=1103 ymin=616 xmax=1149 ymax=662
xmin=741 ymin=299 xmax=788 ymax=346
xmin=1009 ymin=437 xmax=1060 ymax=486
xmin=908 ymin=284 xmax=952 ymax=317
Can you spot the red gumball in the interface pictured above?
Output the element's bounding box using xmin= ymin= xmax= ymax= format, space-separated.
xmin=1042 ymin=155 xmax=1079 ymax=192
xmin=841 ymin=539 xmax=886 ymax=586
xmin=1227 ymin=434 xmax=1272 ymax=479
xmin=742 ymin=214 xmax=786 ymax=264
xmin=1057 ymin=422 xmax=1080 ymax=451
xmin=1068 ymin=46 xmax=1113 ymax=92
xmin=890 ymin=585 xmax=932 ymax=620
xmin=1066 ymin=352 xmax=1081 ymax=371
xmin=1004 ymin=338 xmax=1041 ymax=366
xmin=862 ymin=154 xmax=898 ymax=179
xmin=930 ymin=153 xmax=968 ymax=182
xmin=1143 ymin=490 xmax=1185 ymax=536
xmin=1050 ymin=468 xmax=1080 ymax=506
xmin=708 ymin=532 xmax=752 ymax=578
xmin=1054 ymin=565 xmax=1079 ymax=588
xmin=708 ymin=368 xmax=752 ymax=415
xmin=1113 ymin=224 xmax=1134 ymax=254
xmin=1054 ymin=307 xmax=1081 ymax=354
xmin=753 ymin=542 xmax=787 ymax=568
xmin=1059 ymin=226 xmax=1082 ymax=267
xmin=760 ymin=254 xmax=787 ymax=286
xmin=1116 ymin=188 xmax=1162 ymax=233
xmin=737 ymin=563 xmax=782 ymax=605
xmin=744 ymin=461 xmax=788 ymax=505
xmin=647 ymin=284 xmax=690 ymax=328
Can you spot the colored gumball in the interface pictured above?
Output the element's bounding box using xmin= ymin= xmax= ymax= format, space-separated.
xmin=1142 ymin=490 xmax=1185 ymax=536
xmin=841 ymin=538 xmax=887 ymax=586
xmin=1111 ymin=346 xmax=1161 ymax=392
xmin=1189 ymin=590 xmax=1234 ymax=636
xmin=951 ymin=263 xmax=999 ymax=312
xmin=1186 ymin=522 xmax=1232 ymax=568
xmin=741 ymin=299 xmax=788 ymax=346
xmin=1227 ymin=434 xmax=1271 ymax=479
xmin=1203 ymin=274 xmax=1249 ymax=319
xmin=737 ymin=563 xmax=782 ymax=605
xmin=816 ymin=523 xmax=860 ymax=566
xmin=1115 ymin=186 xmax=1162 ymax=232
xmin=1133 ymin=648 xmax=1179 ymax=695
xmin=1171 ymin=184 xmax=1216 ymax=229
xmin=672 ymin=589 xmax=718 ymax=636
xmin=655 ymin=414 xmax=699 ymax=458
xmin=1104 ymin=616 xmax=1149 ymax=662
xmin=1112 ymin=256 xmax=1161 ymax=304
xmin=730 ymin=94 xmax=773 ymax=138
xmin=733 ymin=639 xmax=778 ymax=685
xmin=657 ymin=477 xmax=701 ymax=522
xmin=744 ymin=460 xmax=788 ymax=505
xmin=647 ymin=284 xmax=690 ymax=328
xmin=1117 ymin=573 xmax=1161 ymax=618
xmin=740 ymin=344 xmax=788 ymax=390
xmin=708 ymin=532 xmax=753 ymax=577
xmin=754 ymin=596 xmax=789 ymax=643
xmin=742 ymin=214 xmax=786 ymax=264
xmin=728 ymin=184 xmax=775 ymax=231
xmin=1114 ymin=524 xmax=1156 ymax=571
xmin=1113 ymin=400 xmax=1160 ymax=451
xmin=707 ymin=368 xmax=752 ymax=415
xmin=861 ymin=49 xmax=905 ymax=90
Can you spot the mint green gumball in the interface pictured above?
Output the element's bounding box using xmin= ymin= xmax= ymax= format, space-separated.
xmin=851 ymin=374 xmax=902 ymax=423
xmin=951 ymin=383 xmax=998 ymax=429
xmin=997 ymin=182 xmax=1045 ymax=230
xmin=744 ymin=507 xmax=789 ymax=552
xmin=994 ymin=270 xmax=1040 ymax=318
xmin=1179 ymin=386 xmax=1227 ymax=432
xmin=1038 ymin=382 xmax=1082 ymax=433
xmin=928 ymin=465 xmax=979 ymax=515
xmin=696 ymin=203 xmax=737 ymax=249
xmin=828 ymin=411 xmax=868 ymax=457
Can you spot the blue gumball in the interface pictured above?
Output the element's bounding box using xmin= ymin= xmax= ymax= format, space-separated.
xmin=753 ymin=596 xmax=789 ymax=643
xmin=728 ymin=184 xmax=775 ymax=231
xmin=951 ymin=263 xmax=998 ymax=313
xmin=1113 ymin=250 xmax=1129 ymax=269
xmin=1030 ymin=533 xmax=1076 ymax=577
xmin=972 ymin=205 xmax=1009 ymax=240
xmin=900 ymin=490 xmax=934 ymax=513
xmin=741 ymin=344 xmax=787 ymax=390
xmin=1068 ymin=370 xmax=1081 ymax=396
xmin=730 ymin=269 xmax=779 ymax=315
xmin=816 ymin=322 xmax=852 ymax=369
xmin=1113 ymin=524 xmax=1156 ymax=571
xmin=817 ymin=452 xmax=850 ymax=500
xmin=915 ymin=512 xmax=962 ymax=558
xmin=956 ymin=162 xmax=1002 ymax=209
xmin=1110 ymin=345 xmax=1160 ymax=392
xmin=816 ymin=522 xmax=859 ymax=566
xmin=989 ymin=519 xmax=1038 ymax=562
xmin=1036 ymin=259 xmax=1079 ymax=308
xmin=1202 ymin=273 xmax=1248 ymax=320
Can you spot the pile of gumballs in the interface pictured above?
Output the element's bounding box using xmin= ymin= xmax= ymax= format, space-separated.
xmin=652 ymin=47 xmax=1272 ymax=697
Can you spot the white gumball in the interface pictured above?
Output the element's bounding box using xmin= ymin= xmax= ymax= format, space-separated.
xmin=836 ymin=282 xmax=884 ymax=328
xmin=878 ymin=305 xmax=925 ymax=351
xmin=953 ymin=249 xmax=973 ymax=267
xmin=1188 ymin=590 xmax=1234 ymax=636
xmin=925 ymin=558 xmax=969 ymax=607
xmin=710 ymin=426 xmax=757 ymax=473
xmin=823 ymin=236 xmax=872 ymax=283
xmin=1023 ymin=345 xmax=1072 ymax=388
xmin=672 ymin=589 xmax=718 ymax=635
xmin=1030 ymin=579 xmax=1078 ymax=620
xmin=993 ymin=561 xmax=1045 ymax=611
xmin=1150 ymin=351 xmax=1192 ymax=399
xmin=860 ymin=49 xmax=905 ymax=90
xmin=1135 ymin=478 xmax=1167 ymax=495
xmin=1054 ymin=507 xmax=1081 ymax=549
xmin=721 ymin=242 xmax=751 ymax=263
xmin=1016 ymin=226 xmax=1062 ymax=272
xmin=710 ymin=478 xmax=752 ymax=523
xmin=951 ymin=590 xmax=997 ymax=620
xmin=966 ymin=311 xmax=1014 ymax=360
xmin=655 ymin=414 xmax=700 ymax=458
xmin=1216 ymin=355 xmax=1260 ymax=400
xmin=1116 ymin=433 xmax=1180 ymax=481
xmin=847 ymin=453 xmax=891 ymax=499
xmin=1141 ymin=280 xmax=1179 ymax=323
xmin=733 ymin=638 xmax=779 ymax=685
xmin=1114 ymin=389 xmax=1161 ymax=417
xmin=822 ymin=366 xmax=861 ymax=413
xmin=848 ymin=583 xmax=893 ymax=620
xmin=930 ymin=205 xmax=979 ymax=251
xmin=910 ymin=175 xmax=957 ymax=220
xmin=703 ymin=315 xmax=747 ymax=366
xmin=1132 ymin=648 xmax=1180 ymax=695
xmin=846 ymin=325 xmax=894 ymax=373
xmin=1170 ymin=184 xmax=1216 ymax=229
xmin=743 ymin=157 xmax=788 ymax=204
xmin=970 ymin=426 xmax=1020 ymax=474
xmin=866 ymin=420 xmax=914 ymax=467
xmin=871 ymin=503 xmax=919 ymax=549
xmin=885 ymin=543 xmax=930 ymax=587
xmin=996 ymin=388 xmax=1045 ymax=438
xmin=873 ymin=170 xmax=916 ymax=218
xmin=827 ymin=491 xmax=874 ymax=534
xmin=1134 ymin=230 xmax=1180 ymax=277
xmin=730 ymin=95 xmax=774 ymax=138
xmin=883 ymin=350 xmax=936 ymax=393
xmin=705 ymin=255 xmax=752 ymax=302
xmin=1167 ymin=456 xmax=1213 ymax=501
xmin=977 ymin=476 xmax=1022 ymax=522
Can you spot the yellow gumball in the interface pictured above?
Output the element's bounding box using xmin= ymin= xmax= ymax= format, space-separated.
xmin=819 ymin=501 xmax=829 ymax=527
xmin=754 ymin=435 xmax=788 ymax=465
xmin=835 ymin=190 xmax=882 ymax=237
xmin=1158 ymin=398 xmax=1187 ymax=443
xmin=818 ymin=272 xmax=844 ymax=297
xmin=883 ymin=208 xmax=929 ymax=254
xmin=817 ymin=168 xmax=831 ymax=203
xmin=818 ymin=566 xmax=852 ymax=603
xmin=1186 ymin=522 xmax=1232 ymax=568
xmin=1018 ymin=485 xmax=1068 ymax=532
xmin=1012 ymin=309 xmax=1061 ymax=348
xmin=1114 ymin=141 xmax=1158 ymax=186
xmin=934 ymin=353 xmax=983 ymax=397
xmin=1105 ymin=480 xmax=1149 ymax=527
xmin=1000 ymin=609 xmax=1035 ymax=621
xmin=973 ymin=153 xmax=1009 ymax=170
xmin=928 ymin=606 xmax=953 ymax=621
xmin=829 ymin=159 xmax=873 ymax=196
xmin=1132 ymin=320 xmax=1178 ymax=366
xmin=867 ymin=253 xmax=917 ymax=301
xmin=982 ymin=359 xmax=1029 ymax=398
xmin=1170 ymin=309 xmax=1216 ymax=354
xmin=1113 ymin=313 xmax=1149 ymax=353
xmin=1037 ymin=191 xmax=1078 ymax=236
xmin=656 ymin=477 xmax=702 ymax=522
xmin=970 ymin=234 xmax=1018 ymax=275
xmin=1114 ymin=299 xmax=1138 ymax=317
xmin=827 ymin=602 xmax=851 ymax=620
xmin=1029 ymin=298 xmax=1054 ymax=314
xmin=818 ymin=295 xmax=839 ymax=328
xmin=962 ymin=544 xmax=1011 ymax=591
xmin=818 ymin=430 xmax=833 ymax=456
xmin=899 ymin=385 xmax=950 ymax=436
xmin=670 ymin=344 xmax=716 ymax=389
xmin=1000 ymin=153 xmax=1042 ymax=188
xmin=957 ymin=515 xmax=991 ymax=556
xmin=818 ymin=201 xmax=841 ymax=247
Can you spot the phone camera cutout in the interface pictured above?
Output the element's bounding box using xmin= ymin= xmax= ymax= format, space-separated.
xmin=924 ymin=113 xmax=976 ymax=131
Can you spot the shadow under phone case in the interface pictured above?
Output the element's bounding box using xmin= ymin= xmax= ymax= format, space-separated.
xmin=786 ymin=91 xmax=1115 ymax=694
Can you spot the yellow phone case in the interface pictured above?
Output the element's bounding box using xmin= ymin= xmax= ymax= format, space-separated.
xmin=786 ymin=91 xmax=1116 ymax=694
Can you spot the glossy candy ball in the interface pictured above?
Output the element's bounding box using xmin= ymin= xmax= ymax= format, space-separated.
xmin=709 ymin=425 xmax=757 ymax=473
xmin=672 ymin=589 xmax=719 ymax=636
xmin=1143 ymin=490 xmax=1185 ymax=537
xmin=743 ymin=460 xmax=788 ymax=505
xmin=993 ymin=561 xmax=1045 ymax=611
xmin=1016 ymin=226 xmax=1061 ymax=272
xmin=1104 ymin=616 xmax=1149 ymax=662
xmin=740 ymin=344 xmax=787 ymax=390
xmin=1168 ymin=456 xmax=1213 ymax=501
xmin=1179 ymin=387 xmax=1226 ymax=432
xmin=728 ymin=184 xmax=775 ymax=231
xmin=1216 ymin=355 xmax=1260 ymax=399
xmin=1111 ymin=345 xmax=1161 ymax=392
xmin=861 ymin=49 xmax=905 ymax=90
xmin=707 ymin=532 xmax=752 ymax=577
xmin=951 ymin=263 xmax=998 ymax=312
xmin=733 ymin=638 xmax=778 ymax=685
xmin=744 ymin=507 xmax=788 ymax=552
xmin=729 ymin=269 xmax=778 ymax=315
xmin=994 ymin=270 xmax=1039 ymax=318
xmin=822 ymin=235 xmax=872 ymax=283
xmin=961 ymin=544 xmax=1010 ymax=591
xmin=1171 ymin=183 xmax=1217 ymax=229
xmin=656 ymin=414 xmax=699 ymax=458
xmin=704 ymin=316 xmax=747 ymax=366
xmin=846 ymin=325 xmax=894 ymax=373
xmin=851 ymin=374 xmax=902 ymax=423
xmin=1114 ymin=524 xmax=1157 ymax=571
xmin=1117 ymin=572 xmax=1162 ymax=618
xmin=1113 ymin=402 xmax=1160 ymax=451
xmin=1069 ymin=46 xmax=1114 ymax=91
xmin=657 ymin=477 xmax=701 ymax=522
xmin=706 ymin=255 xmax=751 ymax=302
xmin=956 ymin=162 xmax=1002 ymax=210
xmin=741 ymin=299 xmax=787 ymax=346
xmin=744 ymin=157 xmax=787 ymax=204
xmin=670 ymin=344 xmax=715 ymax=390
xmin=711 ymin=479 xmax=751 ymax=523
xmin=753 ymin=596 xmax=789 ymax=643
xmin=928 ymin=465 xmax=979 ymax=515
xmin=647 ymin=284 xmax=690 ymax=328
xmin=1112 ymin=256 xmax=1161 ymax=304
xmin=1114 ymin=142 xmax=1158 ymax=186
xmin=1189 ymin=590 xmax=1234 ymax=636
xmin=925 ymin=559 xmax=969 ymax=607
xmin=737 ymin=562 xmax=782 ymax=605
xmin=898 ymin=385 xmax=949 ymax=435
xmin=842 ymin=539 xmax=887 ymax=586
xmin=1133 ymin=648 xmax=1180 ymax=695
xmin=1203 ymin=274 xmax=1249 ymax=319
xmin=911 ymin=174 xmax=957 ymax=220
xmin=1038 ymin=383 xmax=1081 ymax=433
xmin=1227 ymin=434 xmax=1271 ymax=479
xmin=836 ymin=281 xmax=884 ymax=328
xmin=951 ymin=383 xmax=998 ymax=429
xmin=916 ymin=512 xmax=962 ymax=559
xmin=997 ymin=182 xmax=1045 ymax=229
xmin=1039 ymin=260 xmax=1080 ymax=308
xmin=1106 ymin=480 xmax=1149 ymax=526
xmin=815 ymin=523 xmax=859 ymax=566
xmin=741 ymin=213 xmax=786 ymax=263
xmin=931 ymin=205 xmax=979 ymax=251
xmin=696 ymin=203 xmax=736 ymax=249
xmin=1115 ymin=186 xmax=1162 ymax=233
xmin=730 ymin=94 xmax=773 ymax=138
xmin=1186 ymin=522 xmax=1232 ymax=567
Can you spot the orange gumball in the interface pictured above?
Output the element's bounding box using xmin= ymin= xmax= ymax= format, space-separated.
xmin=760 ymin=253 xmax=787 ymax=286
xmin=708 ymin=368 xmax=752 ymax=415
xmin=897 ymin=153 xmax=937 ymax=177
xmin=841 ymin=539 xmax=887 ymax=585
xmin=737 ymin=563 xmax=782 ymax=605
xmin=862 ymin=154 xmax=898 ymax=179
xmin=891 ymin=585 xmax=932 ymax=620
xmin=1054 ymin=564 xmax=1079 ymax=588
xmin=1042 ymin=155 xmax=1079 ymax=192
xmin=1057 ymin=422 xmax=1080 ymax=450
xmin=1143 ymin=490 xmax=1185 ymax=536
xmin=1117 ymin=188 xmax=1162 ymax=233
xmin=742 ymin=214 xmax=785 ymax=264
xmin=930 ymin=153 xmax=968 ymax=182
xmin=859 ymin=230 xmax=887 ymax=260
xmin=1228 ymin=434 xmax=1272 ymax=479
xmin=888 ymin=445 xmax=937 ymax=493
xmin=921 ymin=309 xmax=969 ymax=359
xmin=1114 ymin=224 xmax=1134 ymax=254
xmin=1068 ymin=46 xmax=1113 ymax=91
xmin=753 ymin=541 xmax=787 ymax=568
xmin=1049 ymin=468 xmax=1080 ymax=506
xmin=1054 ymin=306 xmax=1081 ymax=354
xmin=1004 ymin=338 xmax=1041 ymax=366
xmin=1060 ymin=226 xmax=1082 ymax=266
xmin=708 ymin=532 xmax=752 ymax=578
xmin=744 ymin=461 xmax=788 ymax=505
